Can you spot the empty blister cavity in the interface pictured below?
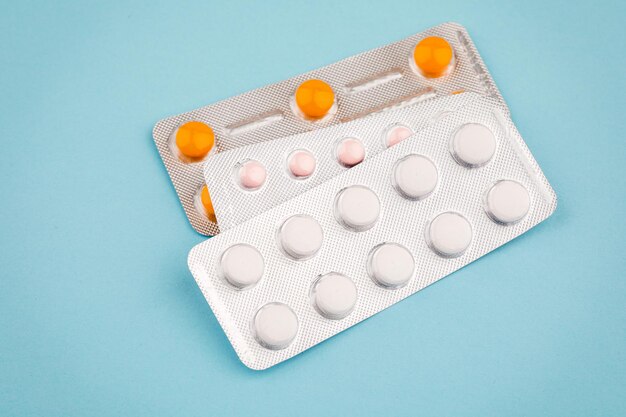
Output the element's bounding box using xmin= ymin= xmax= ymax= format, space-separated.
xmin=450 ymin=123 xmax=496 ymax=168
xmin=287 ymin=149 xmax=316 ymax=179
xmin=218 ymin=244 xmax=264 ymax=289
xmin=278 ymin=215 xmax=324 ymax=260
xmin=335 ymin=138 xmax=365 ymax=168
xmin=235 ymin=160 xmax=267 ymax=191
xmin=383 ymin=123 xmax=414 ymax=148
xmin=310 ymin=273 xmax=358 ymax=320
xmin=252 ymin=302 xmax=299 ymax=350
xmin=367 ymin=243 xmax=415 ymax=289
xmin=484 ymin=180 xmax=531 ymax=225
xmin=291 ymin=79 xmax=337 ymax=122
xmin=425 ymin=212 xmax=473 ymax=258
xmin=392 ymin=154 xmax=438 ymax=200
xmin=334 ymin=185 xmax=380 ymax=232
xmin=168 ymin=121 xmax=215 ymax=163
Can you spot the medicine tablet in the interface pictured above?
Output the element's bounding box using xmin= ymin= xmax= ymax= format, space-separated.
xmin=392 ymin=154 xmax=438 ymax=200
xmin=383 ymin=124 xmax=414 ymax=148
xmin=366 ymin=243 xmax=415 ymax=289
xmin=484 ymin=180 xmax=531 ymax=225
xmin=278 ymin=215 xmax=323 ymax=260
xmin=236 ymin=160 xmax=267 ymax=190
xmin=287 ymin=149 xmax=316 ymax=179
xmin=335 ymin=138 xmax=365 ymax=168
xmin=310 ymin=273 xmax=358 ymax=320
xmin=170 ymin=121 xmax=215 ymax=162
xmin=194 ymin=185 xmax=217 ymax=222
xmin=293 ymin=79 xmax=336 ymax=120
xmin=450 ymin=123 xmax=496 ymax=168
xmin=425 ymin=212 xmax=473 ymax=258
xmin=334 ymin=185 xmax=380 ymax=231
xmin=218 ymin=244 xmax=264 ymax=289
xmin=412 ymin=36 xmax=455 ymax=79
xmin=252 ymin=302 xmax=299 ymax=350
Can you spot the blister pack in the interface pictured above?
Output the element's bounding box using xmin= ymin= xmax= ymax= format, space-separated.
xmin=187 ymin=96 xmax=557 ymax=370
xmin=153 ymin=22 xmax=506 ymax=236
xmin=205 ymin=93 xmax=482 ymax=230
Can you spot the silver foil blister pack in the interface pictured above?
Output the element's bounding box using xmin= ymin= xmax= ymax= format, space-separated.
xmin=152 ymin=22 xmax=506 ymax=236
xmin=205 ymin=93 xmax=481 ymax=230
xmin=187 ymin=96 xmax=557 ymax=370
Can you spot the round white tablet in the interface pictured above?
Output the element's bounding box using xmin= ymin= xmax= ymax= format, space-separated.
xmin=278 ymin=215 xmax=324 ymax=260
xmin=310 ymin=273 xmax=358 ymax=319
xmin=425 ymin=212 xmax=473 ymax=258
xmin=484 ymin=180 xmax=531 ymax=225
xmin=252 ymin=302 xmax=299 ymax=350
xmin=392 ymin=154 xmax=438 ymax=200
xmin=450 ymin=123 xmax=496 ymax=168
xmin=333 ymin=185 xmax=380 ymax=232
xmin=366 ymin=243 xmax=415 ymax=289
xmin=218 ymin=244 xmax=264 ymax=289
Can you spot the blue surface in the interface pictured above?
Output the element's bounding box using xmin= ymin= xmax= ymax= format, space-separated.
xmin=1 ymin=1 xmax=625 ymax=416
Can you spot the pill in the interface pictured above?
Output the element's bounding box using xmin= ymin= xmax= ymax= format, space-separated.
xmin=310 ymin=273 xmax=357 ymax=319
xmin=278 ymin=215 xmax=323 ymax=260
xmin=412 ymin=36 xmax=455 ymax=79
xmin=484 ymin=180 xmax=531 ymax=225
xmin=334 ymin=185 xmax=380 ymax=232
xmin=218 ymin=244 xmax=264 ymax=289
xmin=237 ymin=160 xmax=267 ymax=190
xmin=450 ymin=123 xmax=496 ymax=168
xmin=195 ymin=185 xmax=217 ymax=222
xmin=425 ymin=212 xmax=473 ymax=258
xmin=294 ymin=79 xmax=335 ymax=120
xmin=383 ymin=124 xmax=414 ymax=148
xmin=335 ymin=138 xmax=365 ymax=168
xmin=392 ymin=154 xmax=438 ymax=200
xmin=366 ymin=243 xmax=415 ymax=289
xmin=171 ymin=121 xmax=215 ymax=162
xmin=252 ymin=302 xmax=299 ymax=350
xmin=287 ymin=149 xmax=316 ymax=179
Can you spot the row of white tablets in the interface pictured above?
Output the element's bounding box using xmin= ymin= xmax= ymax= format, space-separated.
xmin=216 ymin=170 xmax=531 ymax=351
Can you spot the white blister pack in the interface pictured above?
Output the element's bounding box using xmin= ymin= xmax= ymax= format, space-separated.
xmin=152 ymin=22 xmax=506 ymax=236
xmin=205 ymin=93 xmax=481 ymax=230
xmin=187 ymin=96 xmax=557 ymax=370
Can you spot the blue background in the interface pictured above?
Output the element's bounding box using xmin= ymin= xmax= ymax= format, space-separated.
xmin=1 ymin=1 xmax=625 ymax=416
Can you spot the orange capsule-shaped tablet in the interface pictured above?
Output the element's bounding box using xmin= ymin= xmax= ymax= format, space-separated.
xmin=174 ymin=121 xmax=215 ymax=161
xmin=294 ymin=79 xmax=335 ymax=120
xmin=199 ymin=185 xmax=217 ymax=222
xmin=412 ymin=36 xmax=455 ymax=79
